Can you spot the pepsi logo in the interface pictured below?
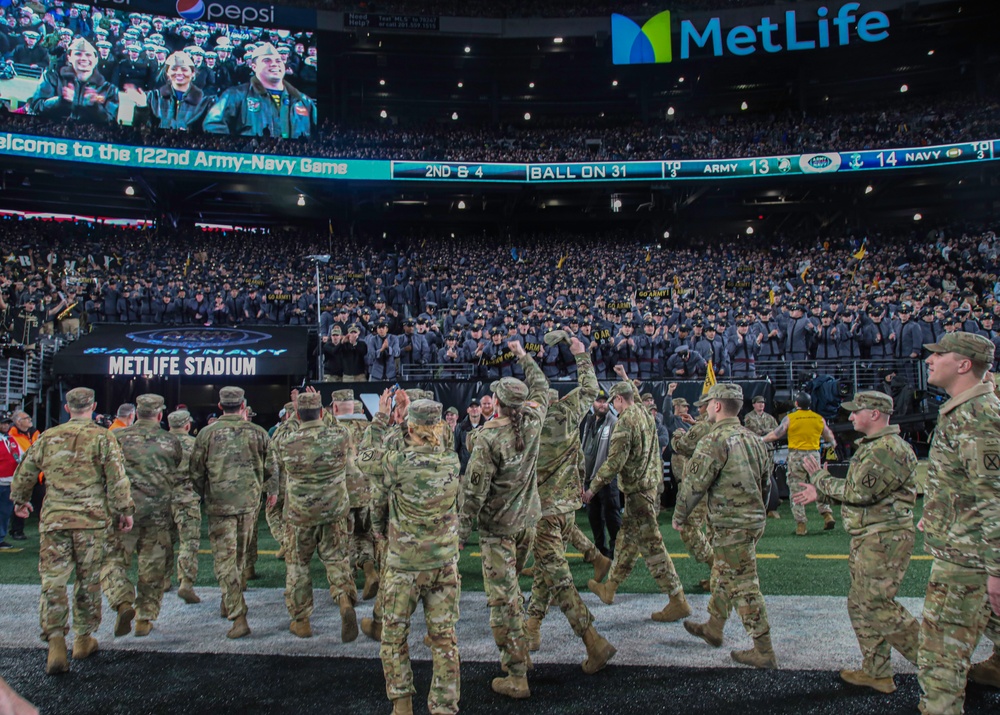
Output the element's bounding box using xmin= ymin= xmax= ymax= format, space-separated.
xmin=176 ymin=0 xmax=206 ymax=21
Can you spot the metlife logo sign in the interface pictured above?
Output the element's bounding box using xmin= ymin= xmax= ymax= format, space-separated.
xmin=96 ymin=0 xmax=316 ymax=30
xmin=612 ymin=2 xmax=890 ymax=65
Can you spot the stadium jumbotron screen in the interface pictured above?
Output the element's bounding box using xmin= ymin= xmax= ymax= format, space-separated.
xmin=0 ymin=1 xmax=316 ymax=137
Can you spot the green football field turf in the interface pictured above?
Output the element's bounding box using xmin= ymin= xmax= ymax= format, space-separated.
xmin=0 ymin=499 xmax=931 ymax=598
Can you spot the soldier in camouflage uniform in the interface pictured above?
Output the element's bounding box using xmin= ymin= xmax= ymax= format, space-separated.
xmin=460 ymin=340 xmax=548 ymax=700
xmin=276 ymin=392 xmax=356 ymax=641
xmin=524 ymin=335 xmax=616 ymax=673
xmin=11 ymin=387 xmax=134 ymax=675
xmin=190 ymin=386 xmax=270 ymax=639
xmin=101 ymin=394 xmax=182 ymax=637
xmin=918 ymin=332 xmax=1000 ymax=714
xmin=331 ymin=388 xmax=379 ymax=601
xmin=743 ymin=395 xmax=780 ymax=518
xmin=359 ymin=393 xmax=462 ymax=715
xmin=671 ymin=405 xmax=715 ymax=588
xmin=165 ymin=410 xmax=201 ymax=604
xmin=263 ymin=400 xmax=297 ymax=560
xmin=794 ymin=391 xmax=919 ymax=693
xmin=584 ymin=381 xmax=690 ymax=624
xmin=675 ymin=382 xmax=777 ymax=669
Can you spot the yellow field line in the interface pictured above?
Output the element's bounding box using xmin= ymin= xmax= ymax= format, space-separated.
xmin=197 ymin=549 xmax=279 ymax=555
xmin=806 ymin=554 xmax=849 ymax=560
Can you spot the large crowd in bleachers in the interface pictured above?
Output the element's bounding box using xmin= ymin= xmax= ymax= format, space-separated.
xmin=2 ymin=217 xmax=1000 ymax=384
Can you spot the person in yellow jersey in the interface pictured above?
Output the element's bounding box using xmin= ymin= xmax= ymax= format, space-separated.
xmin=762 ymin=392 xmax=837 ymax=535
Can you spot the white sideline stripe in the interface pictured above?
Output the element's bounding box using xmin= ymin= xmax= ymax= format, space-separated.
xmin=0 ymin=585 xmax=989 ymax=672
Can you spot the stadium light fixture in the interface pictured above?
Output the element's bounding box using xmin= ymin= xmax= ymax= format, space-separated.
xmin=529 ymin=82 xmax=535 ymax=88
xmin=452 ymin=112 xmax=459 ymax=120
xmin=678 ymin=76 xmax=685 ymax=83
xmin=663 ymin=231 xmax=670 ymax=239
xmin=125 ymin=185 xmax=135 ymax=196
xmin=524 ymin=112 xmax=531 ymax=121
xmin=913 ymin=213 xmax=923 ymax=221
xmin=667 ymin=107 xmax=675 ymax=116
xmin=380 ymin=110 xmax=388 ymax=118
xmin=458 ymin=81 xmax=464 ymax=88
xmin=927 ymin=49 xmax=935 ymax=55
xmin=457 ymin=200 xmax=467 ymax=209
xmin=379 ymin=79 xmax=385 ymax=86
xmin=464 ymin=46 xmax=471 ymax=53
xmin=865 ymin=185 xmax=873 ymax=194
xmin=741 ymin=101 xmax=749 ymax=110
xmin=297 ymin=195 xmax=306 ymax=207
xmin=900 ymin=84 xmax=909 ymax=93
xmin=554 ymin=37 xmax=563 ymax=43
xmin=612 ymin=79 xmax=619 ymax=86
xmin=746 ymin=227 xmax=754 ymax=235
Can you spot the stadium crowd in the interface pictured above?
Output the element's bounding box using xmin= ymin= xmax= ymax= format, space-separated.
xmin=2 ymin=216 xmax=1000 ymax=383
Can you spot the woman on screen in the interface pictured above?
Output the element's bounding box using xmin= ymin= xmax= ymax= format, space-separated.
xmin=28 ymin=37 xmax=118 ymax=123
xmin=131 ymin=51 xmax=213 ymax=132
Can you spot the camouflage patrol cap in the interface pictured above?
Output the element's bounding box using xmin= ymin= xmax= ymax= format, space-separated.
xmin=445 ymin=406 xmax=459 ymax=416
xmin=66 ymin=387 xmax=95 ymax=410
xmin=168 ymin=409 xmax=192 ymax=428
xmin=330 ymin=389 xmax=354 ymax=402
xmin=490 ymin=376 xmax=529 ymax=407
xmin=219 ymin=386 xmax=245 ymax=407
xmin=297 ymin=392 xmax=323 ymax=410
xmin=704 ymin=383 xmax=744 ymax=401
xmin=841 ymin=391 xmax=893 ymax=413
xmin=672 ymin=397 xmax=689 ymax=408
xmin=135 ymin=393 xmax=165 ymax=414
xmin=751 ymin=395 xmax=766 ymax=404
xmin=408 ymin=399 xmax=442 ymax=426
xmin=407 ymin=389 xmax=434 ymax=401
xmin=608 ymin=381 xmax=635 ymax=400
xmin=283 ymin=401 xmax=295 ymax=413
xmin=641 ymin=392 xmax=654 ymax=401
xmin=924 ymin=330 xmax=995 ymax=365
xmin=544 ymin=329 xmax=570 ymax=347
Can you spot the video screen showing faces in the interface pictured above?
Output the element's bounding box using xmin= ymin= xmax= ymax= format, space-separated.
xmin=0 ymin=1 xmax=317 ymax=137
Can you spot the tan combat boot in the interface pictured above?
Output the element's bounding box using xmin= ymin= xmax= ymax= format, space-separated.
xmin=134 ymin=619 xmax=153 ymax=637
xmin=795 ymin=522 xmax=808 ymax=536
xmin=360 ymin=617 xmax=382 ymax=642
xmin=684 ymin=616 xmax=725 ymax=647
xmin=581 ymin=626 xmax=617 ymax=674
xmin=591 ymin=553 xmax=612 ymax=583
xmin=339 ymin=594 xmax=358 ymax=643
xmin=362 ymin=561 xmax=380 ymax=600
xmin=767 ymin=510 xmax=781 ymax=519
xmin=731 ymin=634 xmax=778 ymax=669
xmin=289 ymin=619 xmax=312 ymax=638
xmin=114 ymin=602 xmax=135 ymax=637
xmin=525 ymin=617 xmax=541 ymax=652
xmin=46 ymin=635 xmax=69 ymax=675
xmin=823 ymin=513 xmax=836 ymax=530
xmin=227 ymin=614 xmax=251 ymax=639
xmin=72 ymin=634 xmax=99 ymax=660
xmin=652 ymin=591 xmax=692 ymax=622
xmin=968 ymin=651 xmax=1000 ymax=688
xmin=840 ymin=669 xmax=896 ymax=693
xmin=391 ymin=696 xmax=414 ymax=714
xmin=698 ymin=579 xmax=712 ymax=591
xmin=491 ymin=675 xmax=530 ymax=699
xmin=588 ymin=578 xmax=617 ymax=605
xmin=177 ymin=581 xmax=201 ymax=604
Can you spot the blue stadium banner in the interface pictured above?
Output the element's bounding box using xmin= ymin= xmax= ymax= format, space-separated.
xmin=0 ymin=132 xmax=996 ymax=184
xmin=94 ymin=0 xmax=318 ymax=31
xmin=53 ymin=325 xmax=311 ymax=377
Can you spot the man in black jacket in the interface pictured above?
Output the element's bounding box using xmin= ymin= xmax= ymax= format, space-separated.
xmin=29 ymin=38 xmax=119 ymax=123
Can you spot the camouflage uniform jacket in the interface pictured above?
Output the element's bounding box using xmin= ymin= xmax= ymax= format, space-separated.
xmin=113 ymin=419 xmax=183 ymax=523
xmin=924 ymin=382 xmax=1000 ymax=576
xmin=190 ymin=414 xmax=270 ymax=517
xmin=675 ymin=416 xmax=771 ymax=531
xmin=536 ymin=354 xmax=598 ymax=517
xmin=743 ymin=411 xmax=779 ymax=438
xmin=811 ymin=424 xmax=916 ymax=537
xmin=277 ymin=419 xmax=351 ymax=527
xmin=671 ymin=416 xmax=712 ymax=482
xmin=590 ymin=402 xmax=660 ymax=496
xmin=11 ymin=417 xmax=134 ymax=531
xmin=337 ymin=413 xmax=372 ymax=509
xmin=359 ymin=415 xmax=405 ymax=536
xmin=359 ymin=413 xmax=462 ymax=571
xmin=460 ymin=354 xmax=549 ymax=542
xmin=264 ymin=417 xmax=299 ymax=499
xmin=169 ymin=430 xmax=199 ymax=508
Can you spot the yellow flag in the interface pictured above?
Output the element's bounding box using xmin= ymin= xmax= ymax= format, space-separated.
xmin=852 ymin=245 xmax=867 ymax=260
xmin=800 ymin=265 xmax=811 ymax=281
xmin=184 ymin=252 xmax=190 ymax=276
xmin=557 ymin=254 xmax=568 ymax=270
xmin=768 ymin=288 xmax=775 ymax=305
xmin=673 ymin=275 xmax=681 ymax=289
xmin=702 ymin=360 xmax=717 ymax=395
xmin=645 ymin=250 xmax=651 ymax=263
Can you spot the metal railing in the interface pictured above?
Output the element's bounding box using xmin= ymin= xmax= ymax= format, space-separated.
xmin=755 ymin=358 xmax=926 ymax=396
xmin=401 ymin=363 xmax=477 ymax=380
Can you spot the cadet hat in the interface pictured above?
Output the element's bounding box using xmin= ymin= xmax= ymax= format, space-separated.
xmin=408 ymin=399 xmax=442 ymax=425
xmin=168 ymin=409 xmax=192 ymax=428
xmin=219 ymin=386 xmax=245 ymax=407
xmin=445 ymin=406 xmax=459 ymax=416
xmin=752 ymin=395 xmax=766 ymax=405
xmin=296 ymin=392 xmax=323 ymax=410
xmin=330 ymin=389 xmax=354 ymax=402
xmin=672 ymin=397 xmax=689 ymax=408
xmin=703 ymin=383 xmax=743 ymax=401
xmin=924 ymin=330 xmax=996 ymax=365
xmin=135 ymin=393 xmax=165 ymax=414
xmin=841 ymin=391 xmax=893 ymax=413
xmin=544 ymin=329 xmax=570 ymax=346
xmin=490 ymin=376 xmax=529 ymax=407
xmin=66 ymin=387 xmax=95 ymax=410
xmin=674 ymin=345 xmax=690 ymax=354
xmin=608 ymin=381 xmax=636 ymax=400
